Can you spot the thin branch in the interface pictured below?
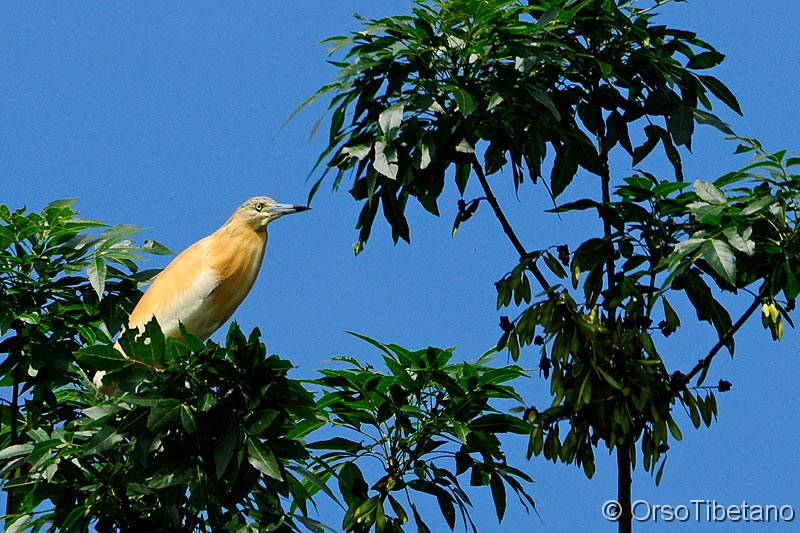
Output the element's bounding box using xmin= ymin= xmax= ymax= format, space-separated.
xmin=594 ymin=102 xmax=616 ymax=305
xmin=681 ymin=288 xmax=765 ymax=385
xmin=6 ymin=329 xmax=22 ymax=520
xmin=470 ymin=155 xmax=551 ymax=291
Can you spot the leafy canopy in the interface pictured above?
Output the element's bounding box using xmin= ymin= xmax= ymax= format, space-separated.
xmin=299 ymin=0 xmax=798 ymax=502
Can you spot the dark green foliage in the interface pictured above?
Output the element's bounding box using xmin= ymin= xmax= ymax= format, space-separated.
xmin=495 ymin=140 xmax=800 ymax=479
xmin=300 ymin=0 xmax=739 ymax=252
xmin=300 ymin=1 xmax=800 ymax=530
xmin=0 ymin=200 xmax=534 ymax=533
xmin=307 ymin=334 xmax=534 ymax=532
xmin=75 ymin=322 xmax=316 ymax=532
xmin=0 ymin=201 xmax=320 ymax=532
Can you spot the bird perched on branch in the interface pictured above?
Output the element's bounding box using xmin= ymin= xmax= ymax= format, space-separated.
xmin=93 ymin=196 xmax=308 ymax=392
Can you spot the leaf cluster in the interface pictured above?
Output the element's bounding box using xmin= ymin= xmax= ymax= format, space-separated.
xmin=495 ymin=140 xmax=800 ymax=481
xmin=299 ymin=0 xmax=800 ymax=501
xmin=0 ymin=200 xmax=536 ymax=533
xmin=0 ymin=199 xmax=168 ymax=392
xmin=0 ymin=201 xmax=321 ymax=532
xmin=301 ymin=0 xmax=740 ymax=250
xmin=306 ymin=334 xmax=534 ymax=533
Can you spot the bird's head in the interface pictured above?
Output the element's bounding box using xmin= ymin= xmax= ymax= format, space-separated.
xmin=232 ymin=196 xmax=310 ymax=231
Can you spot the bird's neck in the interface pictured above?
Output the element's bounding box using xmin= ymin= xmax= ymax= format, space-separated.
xmin=210 ymin=221 xmax=267 ymax=277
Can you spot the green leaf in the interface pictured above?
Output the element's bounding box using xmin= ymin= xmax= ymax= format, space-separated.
xmin=435 ymin=487 xmax=456 ymax=529
xmin=678 ymin=273 xmax=734 ymax=354
xmin=146 ymin=399 xmax=182 ymax=433
xmin=632 ymin=124 xmax=660 ymax=166
xmin=667 ymin=418 xmax=683 ymax=441
xmin=542 ymin=251 xmax=567 ymax=278
xmin=411 ymin=504 xmax=432 ymax=533
xmin=378 ymin=102 xmax=404 ymax=142
xmin=135 ymin=318 xmax=167 ymax=368
xmin=701 ymin=239 xmax=736 ymax=286
xmin=698 ymin=75 xmax=742 ymax=115
xmin=740 ymin=195 xmax=775 ymax=216
xmin=655 ymin=458 xmax=667 ymax=485
xmin=451 ymin=88 xmax=477 ymax=116
xmin=123 ymin=392 xmax=166 ymax=408
xmin=86 ymin=255 xmax=107 ymax=299
xmin=486 ymin=92 xmax=504 ymax=111
xmin=75 ymin=345 xmax=131 ymax=372
xmin=140 ymin=239 xmax=174 ymax=255
xmin=550 ymin=146 xmax=578 ymax=198
xmin=652 ymin=180 xmax=690 ymax=197
xmin=289 ymin=465 xmax=340 ymax=504
xmin=455 ymin=162 xmax=471 ymax=195
xmin=693 ymin=109 xmax=734 ymax=135
xmin=85 ymin=425 xmax=125 ymax=455
xmin=388 ymin=495 xmax=409 ymax=524
xmin=178 ymin=322 xmax=206 ymax=353
xmin=338 ymin=462 xmax=367 ymax=507
xmin=784 ymin=263 xmax=800 ymax=300
xmin=640 ymin=330 xmax=657 ymax=358
xmin=414 ymin=137 xmax=434 ymax=170
xmin=375 ymin=497 xmax=386 ymax=532
xmin=373 ymin=140 xmax=398 ymax=180
xmin=686 ymin=50 xmax=725 ymax=70
xmin=15 ymin=311 xmax=40 ymax=325
xmin=214 ymin=431 xmax=239 ymax=480
xmin=663 ymin=298 xmax=681 ymax=331
xmin=5 ymin=514 xmax=33 ymax=533
xmin=180 ymin=405 xmax=197 ymax=434
xmin=247 ymin=438 xmax=283 ymax=480
xmin=669 ymin=107 xmax=694 ymax=147
xmin=490 ymin=472 xmax=507 ymax=522
xmin=668 ymin=237 xmax=703 ymax=269
xmin=0 ymin=443 xmax=34 ymax=461
xmin=686 ymin=393 xmax=701 ymax=428
xmin=529 ymin=87 xmax=561 ymax=120
xmin=247 ymin=409 xmax=280 ymax=435
xmin=307 ymin=437 xmax=364 ymax=452
xmin=95 ymin=224 xmax=144 ymax=253
xmin=693 ymin=179 xmax=726 ymax=205
xmin=722 ymin=226 xmax=755 ymax=256
xmin=61 ymin=505 xmax=89 ymax=532
xmin=606 ymin=111 xmax=633 ymax=154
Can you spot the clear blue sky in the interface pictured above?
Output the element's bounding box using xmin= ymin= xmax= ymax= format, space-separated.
xmin=2 ymin=2 xmax=799 ymax=531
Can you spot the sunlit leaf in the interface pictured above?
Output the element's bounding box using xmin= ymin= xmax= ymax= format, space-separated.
xmin=247 ymin=438 xmax=283 ymax=481
xmin=701 ymin=239 xmax=736 ymax=285
xmin=693 ymin=179 xmax=726 ymax=205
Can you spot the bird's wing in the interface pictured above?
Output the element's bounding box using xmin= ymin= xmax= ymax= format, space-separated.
xmin=128 ymin=237 xmax=220 ymax=340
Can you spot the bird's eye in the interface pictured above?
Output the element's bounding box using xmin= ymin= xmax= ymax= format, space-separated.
xmin=254 ymin=202 xmax=263 ymax=212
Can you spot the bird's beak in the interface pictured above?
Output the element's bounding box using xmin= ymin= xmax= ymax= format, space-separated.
xmin=266 ymin=203 xmax=310 ymax=221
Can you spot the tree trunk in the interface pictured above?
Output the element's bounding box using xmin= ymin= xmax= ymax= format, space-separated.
xmin=617 ymin=442 xmax=632 ymax=533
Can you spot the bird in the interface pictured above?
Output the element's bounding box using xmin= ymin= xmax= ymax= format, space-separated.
xmin=93 ymin=196 xmax=308 ymax=391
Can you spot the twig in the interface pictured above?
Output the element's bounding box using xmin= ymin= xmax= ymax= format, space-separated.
xmin=681 ymin=290 xmax=765 ymax=385
xmin=470 ymin=155 xmax=551 ymax=291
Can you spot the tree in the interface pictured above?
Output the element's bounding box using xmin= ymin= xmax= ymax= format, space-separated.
xmin=0 ymin=203 xmax=534 ymax=531
xmin=0 ymin=200 xmax=322 ymax=531
xmin=307 ymin=335 xmax=535 ymax=532
xmin=300 ymin=0 xmax=800 ymax=530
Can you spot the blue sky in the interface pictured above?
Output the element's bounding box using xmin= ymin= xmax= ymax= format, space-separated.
xmin=2 ymin=1 xmax=799 ymax=531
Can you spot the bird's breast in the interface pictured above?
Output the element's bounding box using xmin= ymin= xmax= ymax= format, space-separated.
xmin=128 ymin=224 xmax=268 ymax=341
xmin=196 ymin=226 xmax=268 ymax=336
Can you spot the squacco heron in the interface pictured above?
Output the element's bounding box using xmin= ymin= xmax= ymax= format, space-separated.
xmin=93 ymin=196 xmax=308 ymax=391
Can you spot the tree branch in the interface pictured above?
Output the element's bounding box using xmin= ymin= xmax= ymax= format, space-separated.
xmin=6 ymin=329 xmax=22 ymax=519
xmin=680 ymin=289 xmax=765 ymax=386
xmin=470 ymin=155 xmax=551 ymax=291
